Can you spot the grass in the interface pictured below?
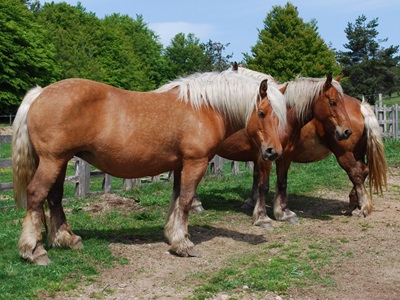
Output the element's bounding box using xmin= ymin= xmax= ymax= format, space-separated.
xmin=0 ymin=140 xmax=399 ymax=299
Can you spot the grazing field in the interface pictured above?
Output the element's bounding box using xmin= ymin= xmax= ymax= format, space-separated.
xmin=0 ymin=139 xmax=399 ymax=300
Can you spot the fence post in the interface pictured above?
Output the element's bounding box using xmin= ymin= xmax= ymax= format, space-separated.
xmin=103 ymin=174 xmax=112 ymax=193
xmin=378 ymin=93 xmax=382 ymax=107
xmin=75 ymin=158 xmax=90 ymax=197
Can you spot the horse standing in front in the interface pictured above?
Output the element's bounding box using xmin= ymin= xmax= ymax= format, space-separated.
xmin=215 ymin=66 xmax=386 ymax=226
xmin=12 ymin=70 xmax=287 ymax=264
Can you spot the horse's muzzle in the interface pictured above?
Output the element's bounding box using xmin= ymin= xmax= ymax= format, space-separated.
xmin=335 ymin=128 xmax=352 ymax=141
xmin=262 ymin=148 xmax=282 ymax=161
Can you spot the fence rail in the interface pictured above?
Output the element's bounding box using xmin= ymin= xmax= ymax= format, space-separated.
xmin=1 ymin=99 xmax=399 ymax=200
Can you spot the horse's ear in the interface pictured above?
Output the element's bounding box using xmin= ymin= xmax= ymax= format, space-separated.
xmin=324 ymin=72 xmax=333 ymax=90
xmin=259 ymin=79 xmax=268 ymax=99
xmin=232 ymin=62 xmax=238 ymax=71
xmin=279 ymin=83 xmax=287 ymax=95
xmin=335 ymin=74 xmax=343 ymax=82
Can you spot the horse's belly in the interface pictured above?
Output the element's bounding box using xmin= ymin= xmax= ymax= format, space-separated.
xmin=291 ymin=139 xmax=331 ymax=163
xmin=77 ymin=151 xmax=179 ymax=179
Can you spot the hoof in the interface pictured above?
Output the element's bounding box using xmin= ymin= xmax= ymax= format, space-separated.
xmin=256 ymin=222 xmax=273 ymax=229
xmin=34 ymin=254 xmax=52 ymax=266
xmin=253 ymin=217 xmax=273 ymax=229
xmin=190 ymin=205 xmax=205 ymax=213
xmin=21 ymin=244 xmax=52 ymax=265
xmin=286 ymin=216 xmax=299 ymax=225
xmin=351 ymin=208 xmax=365 ymax=218
xmin=71 ymin=240 xmax=84 ymax=250
xmin=170 ymin=247 xmax=200 ymax=257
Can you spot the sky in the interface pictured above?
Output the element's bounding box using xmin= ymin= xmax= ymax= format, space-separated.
xmin=38 ymin=0 xmax=399 ymax=62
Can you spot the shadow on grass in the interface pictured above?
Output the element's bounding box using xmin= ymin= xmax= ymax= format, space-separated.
xmin=196 ymin=185 xmax=351 ymax=221
xmin=74 ymin=223 xmax=267 ymax=248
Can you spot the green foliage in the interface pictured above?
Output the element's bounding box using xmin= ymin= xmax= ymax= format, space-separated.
xmin=162 ymin=34 xmax=233 ymax=80
xmin=0 ymin=0 xmax=58 ymax=114
xmin=244 ymin=2 xmax=340 ymax=82
xmin=336 ymin=15 xmax=400 ymax=104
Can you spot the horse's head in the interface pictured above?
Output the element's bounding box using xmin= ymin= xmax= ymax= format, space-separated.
xmin=246 ymin=79 xmax=285 ymax=161
xmin=313 ymin=73 xmax=352 ymax=141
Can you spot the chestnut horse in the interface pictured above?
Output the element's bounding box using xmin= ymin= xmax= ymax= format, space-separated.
xmin=212 ymin=66 xmax=386 ymax=227
xmin=12 ymin=70 xmax=287 ymax=264
xmin=193 ymin=66 xmax=355 ymax=227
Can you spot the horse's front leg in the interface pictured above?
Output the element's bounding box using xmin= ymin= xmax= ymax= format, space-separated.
xmin=46 ymin=165 xmax=83 ymax=250
xmin=164 ymin=158 xmax=208 ymax=257
xmin=273 ymin=159 xmax=299 ymax=224
xmin=336 ymin=153 xmax=372 ymax=217
xmin=252 ymin=160 xmax=273 ymax=228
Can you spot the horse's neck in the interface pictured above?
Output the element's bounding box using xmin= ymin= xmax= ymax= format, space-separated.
xmin=281 ymin=106 xmax=314 ymax=145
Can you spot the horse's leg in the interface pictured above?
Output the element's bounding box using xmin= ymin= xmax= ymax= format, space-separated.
xmin=164 ymin=158 xmax=208 ymax=257
xmin=252 ymin=160 xmax=273 ymax=228
xmin=46 ymin=164 xmax=83 ymax=250
xmin=241 ymin=160 xmax=260 ymax=209
xmin=336 ymin=153 xmax=372 ymax=217
xmin=18 ymin=158 xmax=65 ymax=265
xmin=273 ymin=159 xmax=299 ymax=224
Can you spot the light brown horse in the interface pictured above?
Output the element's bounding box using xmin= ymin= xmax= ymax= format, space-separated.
xmin=193 ymin=66 xmax=356 ymax=227
xmin=210 ymin=67 xmax=386 ymax=227
xmin=12 ymin=70 xmax=287 ymax=264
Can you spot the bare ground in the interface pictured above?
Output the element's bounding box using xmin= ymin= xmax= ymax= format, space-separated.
xmin=52 ymin=167 xmax=400 ymax=300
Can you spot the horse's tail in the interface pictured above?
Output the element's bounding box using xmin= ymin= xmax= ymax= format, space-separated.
xmin=12 ymin=86 xmax=43 ymax=209
xmin=360 ymin=101 xmax=387 ymax=196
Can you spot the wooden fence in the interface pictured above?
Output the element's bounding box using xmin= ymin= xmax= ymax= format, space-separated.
xmin=1 ymin=98 xmax=399 ymax=199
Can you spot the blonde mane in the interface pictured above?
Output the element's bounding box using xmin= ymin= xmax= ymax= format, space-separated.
xmin=235 ymin=67 xmax=343 ymax=121
xmin=155 ymin=70 xmax=286 ymax=128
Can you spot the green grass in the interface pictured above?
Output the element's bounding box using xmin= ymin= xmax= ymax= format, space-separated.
xmin=382 ymin=93 xmax=400 ymax=106
xmin=0 ymin=140 xmax=399 ymax=299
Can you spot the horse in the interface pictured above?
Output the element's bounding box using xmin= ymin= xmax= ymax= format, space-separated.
xmin=192 ymin=65 xmax=356 ymax=227
xmin=209 ymin=66 xmax=387 ymax=227
xmin=12 ymin=70 xmax=287 ymax=265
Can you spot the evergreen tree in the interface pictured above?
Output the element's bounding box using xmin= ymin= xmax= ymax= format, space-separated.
xmin=336 ymin=15 xmax=400 ymax=103
xmin=244 ymin=2 xmax=340 ymax=82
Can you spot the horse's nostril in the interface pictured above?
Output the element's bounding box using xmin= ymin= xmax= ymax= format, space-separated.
xmin=344 ymin=129 xmax=352 ymax=138
xmin=266 ymin=147 xmax=275 ymax=155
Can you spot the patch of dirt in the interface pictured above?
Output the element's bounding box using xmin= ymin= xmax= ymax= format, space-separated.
xmin=53 ymin=168 xmax=400 ymax=300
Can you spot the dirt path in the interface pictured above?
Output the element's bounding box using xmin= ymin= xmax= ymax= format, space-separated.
xmin=53 ymin=167 xmax=400 ymax=300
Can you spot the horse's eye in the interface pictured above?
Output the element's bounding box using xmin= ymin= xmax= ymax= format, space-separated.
xmin=258 ymin=111 xmax=266 ymax=119
xmin=329 ymin=100 xmax=337 ymax=106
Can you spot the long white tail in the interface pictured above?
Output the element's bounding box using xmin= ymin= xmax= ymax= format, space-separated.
xmin=360 ymin=101 xmax=387 ymax=195
xmin=12 ymin=87 xmax=43 ymax=209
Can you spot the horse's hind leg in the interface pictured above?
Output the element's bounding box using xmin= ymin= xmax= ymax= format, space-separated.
xmin=46 ymin=164 xmax=83 ymax=250
xmin=336 ymin=153 xmax=371 ymax=217
xmin=18 ymin=158 xmax=66 ymax=265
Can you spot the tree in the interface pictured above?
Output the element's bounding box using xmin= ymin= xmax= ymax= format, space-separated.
xmin=0 ymin=0 xmax=58 ymax=114
xmin=244 ymin=2 xmax=340 ymax=82
xmin=34 ymin=2 xmax=104 ymax=81
xmin=336 ymin=15 xmax=400 ymax=103
xmin=163 ymin=33 xmax=209 ymax=79
xmin=203 ymin=40 xmax=233 ymax=72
